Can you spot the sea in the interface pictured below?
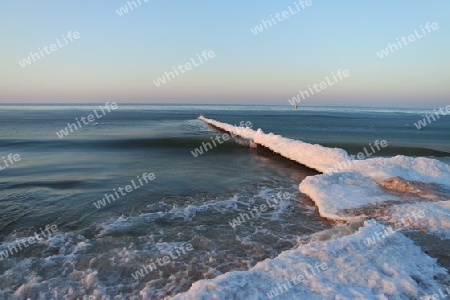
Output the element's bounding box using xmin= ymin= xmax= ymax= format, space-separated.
xmin=0 ymin=104 xmax=449 ymax=299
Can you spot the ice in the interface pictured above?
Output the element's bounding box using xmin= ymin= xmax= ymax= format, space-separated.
xmin=200 ymin=116 xmax=450 ymax=223
xmin=337 ymin=156 xmax=450 ymax=187
xmin=199 ymin=116 xmax=351 ymax=173
xmin=299 ymin=171 xmax=403 ymax=220
xmin=173 ymin=221 xmax=447 ymax=300
xmin=387 ymin=201 xmax=450 ymax=239
xmin=191 ymin=117 xmax=450 ymax=299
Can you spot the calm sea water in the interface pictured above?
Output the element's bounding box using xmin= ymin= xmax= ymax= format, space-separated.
xmin=0 ymin=104 xmax=448 ymax=299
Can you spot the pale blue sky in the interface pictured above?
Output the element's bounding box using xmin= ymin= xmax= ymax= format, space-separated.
xmin=1 ymin=0 xmax=449 ymax=107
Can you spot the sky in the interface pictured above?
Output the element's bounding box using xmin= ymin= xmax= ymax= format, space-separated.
xmin=1 ymin=0 xmax=449 ymax=107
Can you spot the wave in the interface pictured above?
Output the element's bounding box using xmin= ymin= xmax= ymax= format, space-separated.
xmin=0 ymin=185 xmax=327 ymax=300
xmin=7 ymin=180 xmax=85 ymax=190
xmin=0 ymin=137 xmax=249 ymax=151
xmin=321 ymin=142 xmax=450 ymax=157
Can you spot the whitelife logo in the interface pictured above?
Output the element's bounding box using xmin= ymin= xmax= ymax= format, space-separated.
xmin=413 ymin=105 xmax=450 ymax=129
xmin=115 ymin=0 xmax=149 ymax=16
xmin=364 ymin=210 xmax=425 ymax=247
xmin=376 ymin=22 xmax=438 ymax=58
xmin=228 ymin=192 xmax=291 ymax=229
xmin=0 ymin=224 xmax=58 ymax=261
xmin=324 ymin=140 xmax=388 ymax=176
xmin=190 ymin=121 xmax=253 ymax=158
xmin=250 ymin=0 xmax=313 ymax=35
xmin=0 ymin=153 xmax=21 ymax=171
xmin=18 ymin=31 xmax=81 ymax=68
xmin=422 ymin=285 xmax=450 ymax=300
xmin=287 ymin=69 xmax=350 ymax=107
xmin=131 ymin=243 xmax=194 ymax=280
xmin=153 ymin=50 xmax=215 ymax=87
xmin=266 ymin=262 xmax=329 ymax=298
xmin=55 ymin=102 xmax=118 ymax=139
xmin=93 ymin=172 xmax=155 ymax=209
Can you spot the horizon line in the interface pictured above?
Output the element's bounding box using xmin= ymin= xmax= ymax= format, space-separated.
xmin=0 ymin=103 xmax=444 ymax=110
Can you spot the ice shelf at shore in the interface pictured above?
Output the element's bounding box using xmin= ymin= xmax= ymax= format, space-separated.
xmin=199 ymin=116 xmax=450 ymax=223
xmin=172 ymin=220 xmax=447 ymax=299
xmin=173 ymin=116 xmax=450 ymax=300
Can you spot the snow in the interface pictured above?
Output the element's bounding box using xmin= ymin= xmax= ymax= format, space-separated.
xmin=387 ymin=201 xmax=450 ymax=239
xmin=200 ymin=116 xmax=450 ymax=221
xmin=299 ymin=156 xmax=450 ymax=222
xmin=199 ymin=116 xmax=351 ymax=173
xmin=172 ymin=221 xmax=447 ymax=300
xmin=336 ymin=156 xmax=450 ymax=187
xmin=299 ymin=171 xmax=403 ymax=220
